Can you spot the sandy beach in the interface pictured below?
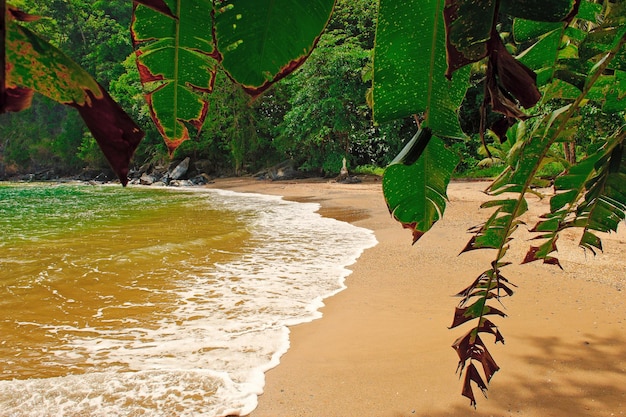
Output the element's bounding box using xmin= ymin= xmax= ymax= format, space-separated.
xmin=206 ymin=177 xmax=626 ymax=417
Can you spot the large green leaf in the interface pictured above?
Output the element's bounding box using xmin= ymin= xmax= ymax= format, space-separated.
xmin=373 ymin=0 xmax=469 ymax=138
xmin=132 ymin=0 xmax=217 ymax=154
xmin=516 ymin=29 xmax=563 ymax=84
xmin=132 ymin=0 xmax=335 ymax=153
xmin=383 ymin=129 xmax=459 ymax=243
xmin=215 ymin=0 xmax=335 ymax=96
xmin=5 ymin=9 xmax=143 ymax=185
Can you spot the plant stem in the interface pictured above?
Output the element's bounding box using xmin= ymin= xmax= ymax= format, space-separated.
xmin=472 ymin=30 xmax=626 ymax=346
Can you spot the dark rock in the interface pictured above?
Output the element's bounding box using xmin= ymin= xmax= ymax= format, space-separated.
xmin=336 ymin=175 xmax=362 ymax=184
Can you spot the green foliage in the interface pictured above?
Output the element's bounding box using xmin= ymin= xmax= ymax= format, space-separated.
xmin=383 ymin=128 xmax=459 ymax=242
xmin=374 ymin=0 xmax=626 ymax=406
xmin=3 ymin=1 xmax=143 ymax=183
xmin=276 ymin=30 xmax=372 ymax=173
xmin=353 ymin=164 xmax=385 ymax=176
xmin=373 ymin=0 xmax=470 ymax=137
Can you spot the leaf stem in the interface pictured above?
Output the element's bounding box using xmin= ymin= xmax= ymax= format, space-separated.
xmin=472 ymin=28 xmax=626 ymax=357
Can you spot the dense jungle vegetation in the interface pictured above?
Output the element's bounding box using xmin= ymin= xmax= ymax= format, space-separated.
xmin=3 ymin=0 xmax=604 ymax=180
xmin=0 ymin=0 xmax=390 ymax=178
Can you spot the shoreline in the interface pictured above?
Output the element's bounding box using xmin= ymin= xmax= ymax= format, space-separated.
xmin=205 ymin=177 xmax=626 ymax=417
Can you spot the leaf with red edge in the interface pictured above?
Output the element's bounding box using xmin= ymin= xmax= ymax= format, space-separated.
xmin=450 ymin=299 xmax=507 ymax=329
xmin=5 ymin=15 xmax=143 ymax=184
xmin=383 ymin=131 xmax=459 ymax=244
xmin=215 ymin=0 xmax=335 ymax=97
xmin=471 ymin=344 xmax=500 ymax=382
xmin=479 ymin=319 xmax=505 ymax=344
xmin=131 ymin=0 xmax=217 ymax=155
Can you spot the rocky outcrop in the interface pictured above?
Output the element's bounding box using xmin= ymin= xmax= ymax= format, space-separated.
xmin=253 ymin=160 xmax=305 ymax=181
xmin=129 ymin=158 xmax=214 ymax=187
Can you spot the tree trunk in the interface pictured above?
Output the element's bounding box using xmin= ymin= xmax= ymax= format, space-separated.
xmin=563 ymin=141 xmax=576 ymax=165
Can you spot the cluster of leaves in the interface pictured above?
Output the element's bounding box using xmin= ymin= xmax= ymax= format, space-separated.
xmin=378 ymin=0 xmax=625 ymax=405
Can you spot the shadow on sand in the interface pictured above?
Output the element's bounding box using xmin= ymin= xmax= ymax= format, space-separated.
xmin=397 ymin=332 xmax=626 ymax=417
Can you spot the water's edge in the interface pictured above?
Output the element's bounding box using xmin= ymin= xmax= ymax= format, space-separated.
xmin=0 ymin=183 xmax=378 ymax=416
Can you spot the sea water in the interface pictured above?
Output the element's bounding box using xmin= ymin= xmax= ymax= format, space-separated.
xmin=0 ymin=183 xmax=377 ymax=416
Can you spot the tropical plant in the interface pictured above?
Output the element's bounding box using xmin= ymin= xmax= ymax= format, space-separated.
xmin=376 ymin=0 xmax=625 ymax=406
xmin=1 ymin=0 xmax=625 ymax=408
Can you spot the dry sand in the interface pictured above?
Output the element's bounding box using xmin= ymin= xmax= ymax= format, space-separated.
xmin=206 ymin=177 xmax=626 ymax=417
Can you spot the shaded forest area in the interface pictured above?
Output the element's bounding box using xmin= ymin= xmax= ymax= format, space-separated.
xmin=0 ymin=0 xmax=616 ymax=181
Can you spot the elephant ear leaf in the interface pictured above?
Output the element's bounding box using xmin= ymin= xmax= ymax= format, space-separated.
xmin=383 ymin=128 xmax=459 ymax=244
xmin=131 ymin=0 xmax=218 ymax=155
xmin=4 ymin=9 xmax=143 ymax=185
xmin=215 ymin=0 xmax=336 ymax=97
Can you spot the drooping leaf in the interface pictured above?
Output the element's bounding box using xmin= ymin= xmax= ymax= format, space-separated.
xmin=486 ymin=35 xmax=542 ymax=113
xmin=373 ymin=0 xmax=470 ymax=138
xmin=215 ymin=0 xmax=335 ymax=96
xmin=456 ymin=269 xmax=516 ymax=302
xmin=450 ymin=298 xmax=507 ymax=328
xmin=443 ymin=0 xmax=495 ymax=76
xmin=69 ymin=88 xmax=145 ymax=185
xmin=5 ymin=13 xmax=144 ymax=185
xmin=462 ymin=363 xmax=488 ymax=407
xmin=383 ymin=132 xmax=459 ymax=243
xmin=523 ymin=151 xmax=603 ymax=265
xmin=131 ymin=0 xmax=217 ymax=154
xmin=472 ymin=342 xmax=500 ymax=383
xmin=462 ymin=198 xmax=528 ymax=254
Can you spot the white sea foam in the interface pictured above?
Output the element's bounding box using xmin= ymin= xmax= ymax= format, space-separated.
xmin=0 ymin=187 xmax=377 ymax=416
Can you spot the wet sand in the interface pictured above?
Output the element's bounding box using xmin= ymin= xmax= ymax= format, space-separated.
xmin=207 ymin=176 xmax=626 ymax=417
